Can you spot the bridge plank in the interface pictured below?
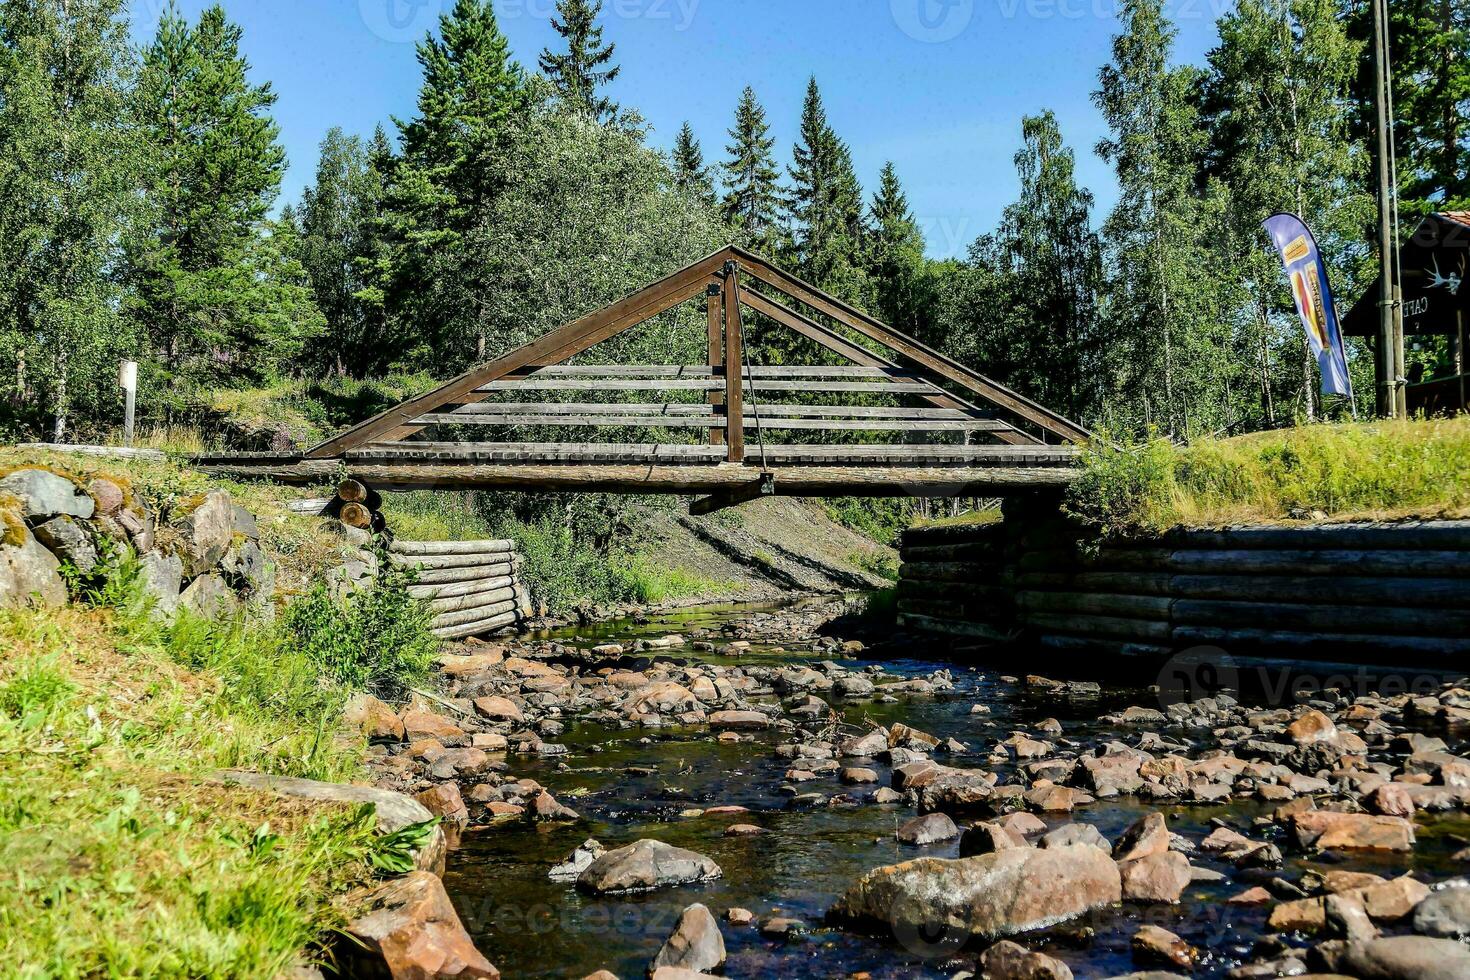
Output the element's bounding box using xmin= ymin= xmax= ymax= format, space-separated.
xmin=475 ymin=379 xmax=944 ymax=393
xmin=414 ymin=412 xmax=1009 ymax=431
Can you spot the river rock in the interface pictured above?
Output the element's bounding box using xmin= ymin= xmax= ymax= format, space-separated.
xmin=651 ymin=903 xmax=725 ymax=975
xmin=1113 ymin=812 xmax=1170 ymax=863
xmin=979 ymin=939 xmax=1074 ymax=979
xmin=578 ymin=839 xmax=722 ymax=894
xmin=960 ymin=821 xmax=1028 ymax=856
xmin=707 ymin=709 xmax=770 ymax=729
xmin=0 ymin=525 xmax=65 ymax=609
xmin=1132 ymin=925 xmax=1196 ymax=969
xmin=1289 ymin=811 xmax=1415 ymax=851
xmin=1333 ymin=935 xmax=1470 ymax=979
xmin=1119 ymin=852 xmax=1192 ymax=903
xmin=1412 ymin=882 xmax=1470 ymax=938
xmin=344 ymin=693 xmax=407 ymax=742
xmin=828 ymin=845 xmax=1122 ymax=942
xmin=914 ymin=765 xmax=996 ymax=812
xmin=550 ymin=839 xmax=606 ymax=880
xmin=1040 ymin=823 xmax=1109 ymax=851
xmin=896 ymin=812 xmax=959 ymax=845
xmin=403 ymin=710 xmax=467 ymax=744
xmin=341 ymin=871 xmax=498 ymax=979
xmin=841 ymin=728 xmax=889 ymax=757
xmin=1286 ymin=709 xmax=1338 ymax=745
xmin=0 ymin=468 xmax=94 ymax=519
xmin=417 ymin=783 xmax=470 ymax=825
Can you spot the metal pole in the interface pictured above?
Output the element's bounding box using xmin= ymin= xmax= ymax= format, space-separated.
xmin=1371 ymin=0 xmax=1401 ymax=417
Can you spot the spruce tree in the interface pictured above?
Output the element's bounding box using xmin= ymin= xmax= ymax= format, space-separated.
xmin=0 ymin=0 xmax=142 ymax=439
xmin=721 ymin=87 xmax=782 ymax=254
xmin=132 ymin=2 xmax=312 ymax=389
xmin=786 ymin=77 xmax=868 ymax=300
xmin=538 ymin=0 xmax=619 ymax=123
xmin=672 ymin=121 xmax=714 ymax=208
xmin=868 ymin=162 xmax=932 ymax=338
xmin=381 ymin=0 xmax=529 ymax=367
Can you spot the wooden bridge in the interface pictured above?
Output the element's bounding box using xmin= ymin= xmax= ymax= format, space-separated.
xmin=195 ymin=246 xmax=1087 ymax=512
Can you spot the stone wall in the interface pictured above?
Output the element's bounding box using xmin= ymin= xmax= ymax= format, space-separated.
xmin=898 ymin=505 xmax=1470 ymax=665
xmin=0 ymin=467 xmax=272 ymax=616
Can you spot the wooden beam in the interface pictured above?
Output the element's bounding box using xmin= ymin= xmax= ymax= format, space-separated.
xmin=732 ymin=245 xmax=1092 ymax=443
xmin=413 ymin=412 xmax=1011 ymax=431
xmin=304 ymin=248 xmax=733 ymax=457
xmin=722 ymin=262 xmax=745 ymax=462
xmin=707 ymin=284 xmax=724 ymax=446
xmin=193 ymin=459 xmax=1077 ymax=495
xmin=739 ymin=288 xmax=1040 ymax=447
xmin=689 ymin=473 xmax=775 ymax=516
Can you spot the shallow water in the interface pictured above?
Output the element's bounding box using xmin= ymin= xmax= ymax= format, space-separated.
xmin=442 ymin=599 xmax=1470 ymax=979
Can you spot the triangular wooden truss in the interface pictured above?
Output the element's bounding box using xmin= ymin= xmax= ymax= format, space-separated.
xmin=307 ymin=245 xmax=1091 ymax=465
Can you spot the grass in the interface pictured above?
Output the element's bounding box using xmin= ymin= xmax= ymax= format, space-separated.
xmin=0 ymin=586 xmax=381 ymax=977
xmin=847 ymin=548 xmax=900 ymax=581
xmin=1067 ymin=416 xmax=1470 ymax=535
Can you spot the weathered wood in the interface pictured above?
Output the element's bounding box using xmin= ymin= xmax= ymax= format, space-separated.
xmin=723 ymin=263 xmax=745 ymax=462
xmin=305 ymin=250 xmax=728 ymax=456
xmin=390 ymin=551 xmax=517 ymax=571
xmin=733 ymin=246 xmax=1091 ymax=443
xmin=689 ymin=474 xmax=774 ymax=516
xmin=339 ymin=501 xmax=373 ymax=529
xmin=895 ymin=612 xmax=1014 ymax=641
xmin=738 ymin=288 xmax=1038 ymax=447
xmin=431 ymin=598 xmax=518 ymax=630
xmin=338 ymin=479 xmax=370 ymax=503
xmin=390 ymin=538 xmax=516 ymax=556
xmin=438 ymin=402 xmax=994 ymax=420
xmin=1164 ymin=548 xmax=1470 ymax=577
xmin=1169 ymin=520 xmax=1470 ymax=552
xmin=1170 ymin=598 xmax=1470 ymax=636
xmin=1015 ymin=570 xmax=1174 ymax=596
xmin=412 ymin=562 xmax=520 ymax=586
xmin=1167 ymin=573 xmax=1470 ymax=608
xmin=286 ymin=497 xmax=334 ymax=515
xmin=1026 ymin=612 xmax=1173 ymax=642
xmin=406 ymin=567 xmax=521 ymax=600
xmin=195 ymin=459 xmax=1077 ymax=494
xmin=901 ymin=540 xmax=1006 ymax=563
xmin=1171 ymin=626 xmax=1470 ymax=660
xmin=433 ymin=609 xmax=519 ymax=640
xmin=1017 ymin=590 xmax=1173 ymax=620
xmin=1035 ymin=634 xmax=1174 ymax=659
xmin=427 ymin=585 xmax=519 ymax=616
xmin=707 ymin=284 xmax=724 ymax=447
xmin=415 ymin=412 xmax=1009 ymax=432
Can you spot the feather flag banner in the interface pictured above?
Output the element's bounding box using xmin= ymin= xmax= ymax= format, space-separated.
xmin=1263 ymin=213 xmax=1353 ymax=397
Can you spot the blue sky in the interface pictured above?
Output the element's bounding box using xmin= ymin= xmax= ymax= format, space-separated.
xmin=127 ymin=0 xmax=1229 ymax=258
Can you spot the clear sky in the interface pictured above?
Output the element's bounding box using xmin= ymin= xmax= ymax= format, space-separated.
xmin=127 ymin=0 xmax=1229 ymax=258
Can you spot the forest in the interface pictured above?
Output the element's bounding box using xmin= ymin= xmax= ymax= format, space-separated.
xmin=0 ymin=0 xmax=1466 ymax=448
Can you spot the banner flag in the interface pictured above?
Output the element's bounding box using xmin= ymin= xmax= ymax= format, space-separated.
xmin=1263 ymin=212 xmax=1353 ymax=397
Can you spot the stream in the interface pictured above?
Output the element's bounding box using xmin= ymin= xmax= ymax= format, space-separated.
xmin=438 ymin=595 xmax=1470 ymax=979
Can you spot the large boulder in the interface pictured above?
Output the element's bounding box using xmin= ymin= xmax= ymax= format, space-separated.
xmin=1334 ymin=935 xmax=1470 ymax=980
xmin=1289 ymin=811 xmax=1415 ymax=852
xmin=170 ymin=489 xmax=235 ymax=577
xmin=1412 ymin=883 xmax=1470 ymax=939
xmin=215 ymin=770 xmax=446 ymax=873
xmin=651 ymin=903 xmax=726 ymax=975
xmin=344 ymin=693 xmax=407 ymax=742
xmin=179 ymin=572 xmax=238 ymax=620
xmin=341 ymin=871 xmax=498 ymax=979
xmin=31 ymin=515 xmax=98 ymax=575
xmin=0 ymin=524 xmax=66 ymax=609
xmin=828 ymin=845 xmax=1122 ymax=942
xmin=577 ymin=839 xmax=722 ymax=894
xmin=0 ymin=469 xmax=94 ymax=520
xmin=137 ymin=549 xmax=183 ymax=616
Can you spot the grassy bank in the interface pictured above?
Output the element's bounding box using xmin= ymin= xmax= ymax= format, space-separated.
xmin=1068 ymin=417 xmax=1470 ymax=534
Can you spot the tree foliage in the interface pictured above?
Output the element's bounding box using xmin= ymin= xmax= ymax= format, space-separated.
xmin=538 ymin=0 xmax=620 ymax=123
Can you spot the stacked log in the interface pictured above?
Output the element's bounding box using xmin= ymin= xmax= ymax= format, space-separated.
xmin=899 ymin=517 xmax=1470 ymax=663
xmin=389 ymin=538 xmax=534 ymax=640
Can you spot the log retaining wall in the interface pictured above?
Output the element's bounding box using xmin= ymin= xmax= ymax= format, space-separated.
xmin=388 ymin=538 xmax=534 ymax=640
xmin=898 ymin=511 xmax=1470 ymax=663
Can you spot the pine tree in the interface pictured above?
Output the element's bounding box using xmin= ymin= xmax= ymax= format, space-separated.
xmin=720 ymin=87 xmax=782 ymax=254
xmin=0 ymin=0 xmax=143 ymax=439
xmin=671 ymin=121 xmax=714 ymax=207
xmin=1094 ymin=0 xmax=1231 ymax=438
xmin=131 ymin=2 xmax=311 ymax=389
xmin=381 ymin=0 xmax=530 ymax=367
xmin=867 ymin=162 xmax=932 ymax=338
xmin=538 ymin=0 xmax=619 ymax=123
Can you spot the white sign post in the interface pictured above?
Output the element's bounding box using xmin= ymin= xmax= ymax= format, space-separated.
xmin=118 ymin=360 xmax=137 ymax=448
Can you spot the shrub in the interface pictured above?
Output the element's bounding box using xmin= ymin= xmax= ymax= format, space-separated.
xmin=280 ymin=561 xmax=437 ymax=699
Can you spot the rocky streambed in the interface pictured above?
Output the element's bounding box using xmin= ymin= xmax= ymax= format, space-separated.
xmin=353 ymin=597 xmax=1470 ymax=979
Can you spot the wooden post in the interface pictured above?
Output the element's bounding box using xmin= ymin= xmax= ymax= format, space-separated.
xmin=118 ymin=360 xmax=136 ymax=447
xmin=707 ymin=283 xmax=724 ymax=446
xmin=722 ymin=261 xmax=745 ymax=462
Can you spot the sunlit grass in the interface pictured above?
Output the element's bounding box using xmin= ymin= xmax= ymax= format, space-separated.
xmin=1068 ymin=416 xmax=1470 ymax=533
